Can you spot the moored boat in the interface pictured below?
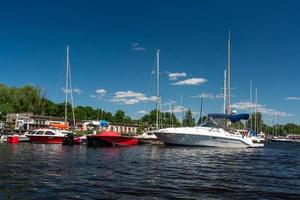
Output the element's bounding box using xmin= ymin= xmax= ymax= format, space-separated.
xmin=26 ymin=129 xmax=65 ymax=144
xmin=154 ymin=113 xmax=260 ymax=148
xmin=87 ymin=131 xmax=139 ymax=147
xmin=135 ymin=131 xmax=162 ymax=145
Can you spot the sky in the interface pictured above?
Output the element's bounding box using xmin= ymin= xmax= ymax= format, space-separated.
xmin=1 ymin=0 xmax=300 ymax=125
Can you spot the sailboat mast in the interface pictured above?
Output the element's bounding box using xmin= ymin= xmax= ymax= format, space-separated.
xmin=156 ymin=49 xmax=160 ymax=129
xmin=255 ymin=88 xmax=258 ymax=132
xmin=200 ymin=97 xmax=204 ymax=124
xmin=227 ymin=30 xmax=231 ymax=114
xmin=223 ymin=68 xmax=227 ymax=114
xmin=65 ymin=46 xmax=69 ymax=124
xmin=181 ymin=94 xmax=183 ymax=127
xmin=250 ymin=81 xmax=252 ymax=130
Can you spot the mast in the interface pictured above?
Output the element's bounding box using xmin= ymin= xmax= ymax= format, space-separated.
xmin=250 ymin=81 xmax=252 ymax=130
xmin=199 ymin=97 xmax=204 ymax=125
xmin=227 ymin=30 xmax=231 ymax=114
xmin=171 ymin=102 xmax=174 ymax=127
xmin=65 ymin=46 xmax=69 ymax=124
xmin=156 ymin=49 xmax=160 ymax=129
xmin=223 ymin=68 xmax=227 ymax=114
xmin=181 ymin=94 xmax=183 ymax=127
xmin=255 ymin=88 xmax=258 ymax=132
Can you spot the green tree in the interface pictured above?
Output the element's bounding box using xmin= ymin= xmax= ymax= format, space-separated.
xmin=182 ymin=109 xmax=195 ymax=127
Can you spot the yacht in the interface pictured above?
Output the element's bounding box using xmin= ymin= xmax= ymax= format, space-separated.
xmin=154 ymin=113 xmax=261 ymax=148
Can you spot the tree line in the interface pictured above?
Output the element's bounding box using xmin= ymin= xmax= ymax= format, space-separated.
xmin=0 ymin=84 xmax=299 ymax=135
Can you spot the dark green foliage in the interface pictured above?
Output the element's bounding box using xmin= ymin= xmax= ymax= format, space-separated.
xmin=182 ymin=109 xmax=195 ymax=127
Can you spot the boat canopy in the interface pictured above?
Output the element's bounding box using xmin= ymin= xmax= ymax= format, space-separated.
xmin=207 ymin=113 xmax=249 ymax=123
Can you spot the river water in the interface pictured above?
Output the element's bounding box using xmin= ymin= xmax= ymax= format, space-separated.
xmin=0 ymin=142 xmax=299 ymax=199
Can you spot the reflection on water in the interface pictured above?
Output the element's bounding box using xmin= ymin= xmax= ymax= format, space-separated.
xmin=0 ymin=142 xmax=299 ymax=199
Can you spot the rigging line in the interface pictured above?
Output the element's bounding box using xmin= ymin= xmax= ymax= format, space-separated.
xmin=68 ymin=53 xmax=76 ymax=127
xmin=140 ymin=52 xmax=157 ymax=117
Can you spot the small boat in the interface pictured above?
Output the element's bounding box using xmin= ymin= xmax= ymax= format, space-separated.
xmin=135 ymin=131 xmax=162 ymax=145
xmin=26 ymin=129 xmax=66 ymax=144
xmin=247 ymin=130 xmax=264 ymax=147
xmin=87 ymin=131 xmax=139 ymax=147
xmin=268 ymin=136 xmax=295 ymax=143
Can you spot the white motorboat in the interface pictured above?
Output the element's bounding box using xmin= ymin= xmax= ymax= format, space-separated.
xmin=135 ymin=131 xmax=162 ymax=144
xmin=154 ymin=113 xmax=261 ymax=148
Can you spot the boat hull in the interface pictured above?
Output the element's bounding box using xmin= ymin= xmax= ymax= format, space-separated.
xmin=28 ymin=136 xmax=65 ymax=144
xmin=87 ymin=135 xmax=139 ymax=147
xmin=154 ymin=132 xmax=251 ymax=148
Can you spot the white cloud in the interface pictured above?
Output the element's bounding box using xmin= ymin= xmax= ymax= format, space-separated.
xmin=61 ymin=87 xmax=82 ymax=95
xmin=286 ymin=97 xmax=300 ymax=100
xmin=131 ymin=43 xmax=146 ymax=51
xmin=90 ymin=88 xmax=107 ymax=99
xmin=137 ymin=110 xmax=148 ymax=114
xmin=96 ymin=89 xmax=106 ymax=95
xmin=110 ymin=90 xmax=157 ymax=105
xmin=172 ymin=78 xmax=207 ymax=86
xmin=231 ymin=101 xmax=294 ymax=117
xmin=73 ymin=87 xmax=82 ymax=94
xmin=162 ymin=100 xmax=177 ymax=106
xmin=168 ymin=72 xmax=187 ymax=80
xmin=164 ymin=105 xmax=188 ymax=113
xmin=193 ymin=92 xmax=223 ymax=99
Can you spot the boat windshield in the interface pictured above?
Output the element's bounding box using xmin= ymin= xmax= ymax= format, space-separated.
xmin=36 ymin=131 xmax=45 ymax=135
xmin=200 ymin=116 xmax=226 ymax=128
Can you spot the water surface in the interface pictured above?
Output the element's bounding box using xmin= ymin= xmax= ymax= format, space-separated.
xmin=0 ymin=142 xmax=299 ymax=199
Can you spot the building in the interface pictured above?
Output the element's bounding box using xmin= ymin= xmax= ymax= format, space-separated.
xmin=76 ymin=120 xmax=152 ymax=134
xmin=6 ymin=112 xmax=67 ymax=130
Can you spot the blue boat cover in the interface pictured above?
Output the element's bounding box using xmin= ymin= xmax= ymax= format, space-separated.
xmin=207 ymin=113 xmax=249 ymax=123
xmin=99 ymin=120 xmax=108 ymax=127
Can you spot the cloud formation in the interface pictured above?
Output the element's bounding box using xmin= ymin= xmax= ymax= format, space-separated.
xmin=164 ymin=105 xmax=188 ymax=113
xmin=193 ymin=92 xmax=223 ymax=99
xmin=90 ymin=88 xmax=107 ymax=99
xmin=110 ymin=90 xmax=157 ymax=105
xmin=137 ymin=110 xmax=148 ymax=114
xmin=61 ymin=87 xmax=82 ymax=95
xmin=231 ymin=102 xmax=294 ymax=117
xmin=168 ymin=72 xmax=187 ymax=80
xmin=131 ymin=43 xmax=146 ymax=51
xmin=286 ymin=97 xmax=300 ymax=100
xmin=172 ymin=78 xmax=207 ymax=86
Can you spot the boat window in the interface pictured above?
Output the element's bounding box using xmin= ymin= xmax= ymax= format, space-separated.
xmin=36 ymin=131 xmax=44 ymax=135
xmin=45 ymin=131 xmax=55 ymax=135
xmin=147 ymin=132 xmax=153 ymax=136
xmin=32 ymin=131 xmax=38 ymax=135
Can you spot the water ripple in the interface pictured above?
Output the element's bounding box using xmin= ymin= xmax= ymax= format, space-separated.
xmin=0 ymin=142 xmax=300 ymax=199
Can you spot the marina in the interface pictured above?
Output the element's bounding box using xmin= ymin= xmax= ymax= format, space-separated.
xmin=1 ymin=0 xmax=300 ymax=199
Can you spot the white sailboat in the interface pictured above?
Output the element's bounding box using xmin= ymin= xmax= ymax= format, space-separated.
xmin=136 ymin=50 xmax=160 ymax=144
xmin=154 ymin=32 xmax=261 ymax=148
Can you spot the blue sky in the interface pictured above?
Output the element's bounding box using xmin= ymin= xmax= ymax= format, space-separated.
xmin=1 ymin=0 xmax=300 ymax=124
